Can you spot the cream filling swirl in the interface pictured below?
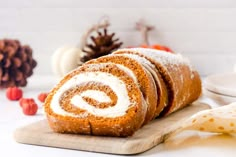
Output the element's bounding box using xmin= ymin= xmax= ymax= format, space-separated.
xmin=50 ymin=72 xmax=134 ymax=118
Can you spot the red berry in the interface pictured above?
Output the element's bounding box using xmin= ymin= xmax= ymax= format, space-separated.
xmin=38 ymin=93 xmax=48 ymax=103
xmin=21 ymin=98 xmax=38 ymax=115
xmin=6 ymin=87 xmax=23 ymax=101
xmin=19 ymin=98 xmax=34 ymax=107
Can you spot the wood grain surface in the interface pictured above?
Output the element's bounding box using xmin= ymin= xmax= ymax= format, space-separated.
xmin=14 ymin=102 xmax=210 ymax=155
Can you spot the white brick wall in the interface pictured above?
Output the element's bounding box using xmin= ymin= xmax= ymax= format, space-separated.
xmin=0 ymin=0 xmax=236 ymax=76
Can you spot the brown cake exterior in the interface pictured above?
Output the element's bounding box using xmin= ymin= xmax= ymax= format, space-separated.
xmin=114 ymin=48 xmax=201 ymax=116
xmin=44 ymin=63 xmax=146 ymax=137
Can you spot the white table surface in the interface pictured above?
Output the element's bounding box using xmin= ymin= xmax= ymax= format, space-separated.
xmin=1 ymin=75 xmax=236 ymax=157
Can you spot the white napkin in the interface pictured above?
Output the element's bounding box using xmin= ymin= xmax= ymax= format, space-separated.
xmin=179 ymin=102 xmax=236 ymax=133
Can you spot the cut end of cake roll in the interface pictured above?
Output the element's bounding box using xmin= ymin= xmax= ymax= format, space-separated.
xmin=44 ymin=63 xmax=146 ymax=137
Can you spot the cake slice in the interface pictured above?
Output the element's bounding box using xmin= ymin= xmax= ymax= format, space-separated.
xmin=44 ymin=63 xmax=146 ymax=137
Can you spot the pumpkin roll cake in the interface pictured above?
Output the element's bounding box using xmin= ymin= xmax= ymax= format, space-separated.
xmin=114 ymin=48 xmax=201 ymax=116
xmin=44 ymin=63 xmax=146 ymax=137
xmin=45 ymin=48 xmax=202 ymax=137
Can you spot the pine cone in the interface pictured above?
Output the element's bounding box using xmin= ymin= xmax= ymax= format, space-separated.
xmin=81 ymin=28 xmax=123 ymax=63
xmin=0 ymin=39 xmax=37 ymax=88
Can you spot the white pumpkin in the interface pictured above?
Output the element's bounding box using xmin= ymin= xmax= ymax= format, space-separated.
xmin=52 ymin=46 xmax=83 ymax=77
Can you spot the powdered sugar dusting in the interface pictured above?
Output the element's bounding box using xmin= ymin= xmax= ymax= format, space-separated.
xmin=116 ymin=48 xmax=194 ymax=71
xmin=115 ymin=48 xmax=196 ymax=79
xmin=133 ymin=48 xmax=190 ymax=66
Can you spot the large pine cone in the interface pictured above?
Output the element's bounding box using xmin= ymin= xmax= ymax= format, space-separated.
xmin=0 ymin=39 xmax=37 ymax=88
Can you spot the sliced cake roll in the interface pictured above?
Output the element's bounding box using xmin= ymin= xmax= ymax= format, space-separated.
xmin=45 ymin=47 xmax=202 ymax=137
xmin=86 ymin=54 xmax=158 ymax=124
xmin=114 ymin=48 xmax=201 ymax=116
xmin=119 ymin=53 xmax=169 ymax=118
xmin=44 ymin=63 xmax=147 ymax=137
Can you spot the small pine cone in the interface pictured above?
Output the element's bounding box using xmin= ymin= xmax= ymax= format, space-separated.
xmin=0 ymin=39 xmax=37 ymax=88
xmin=81 ymin=28 xmax=123 ymax=63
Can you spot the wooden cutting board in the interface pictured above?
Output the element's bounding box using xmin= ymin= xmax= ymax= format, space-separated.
xmin=14 ymin=102 xmax=210 ymax=155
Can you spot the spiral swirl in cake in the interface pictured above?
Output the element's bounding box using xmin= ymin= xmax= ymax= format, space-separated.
xmin=45 ymin=63 xmax=147 ymax=136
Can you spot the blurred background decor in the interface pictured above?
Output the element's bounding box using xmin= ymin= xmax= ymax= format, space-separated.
xmin=51 ymin=17 xmax=122 ymax=77
xmin=0 ymin=39 xmax=37 ymax=88
xmin=1 ymin=0 xmax=236 ymax=77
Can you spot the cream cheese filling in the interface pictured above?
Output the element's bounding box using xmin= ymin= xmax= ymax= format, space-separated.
xmin=79 ymin=90 xmax=111 ymax=103
xmin=50 ymin=72 xmax=134 ymax=118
